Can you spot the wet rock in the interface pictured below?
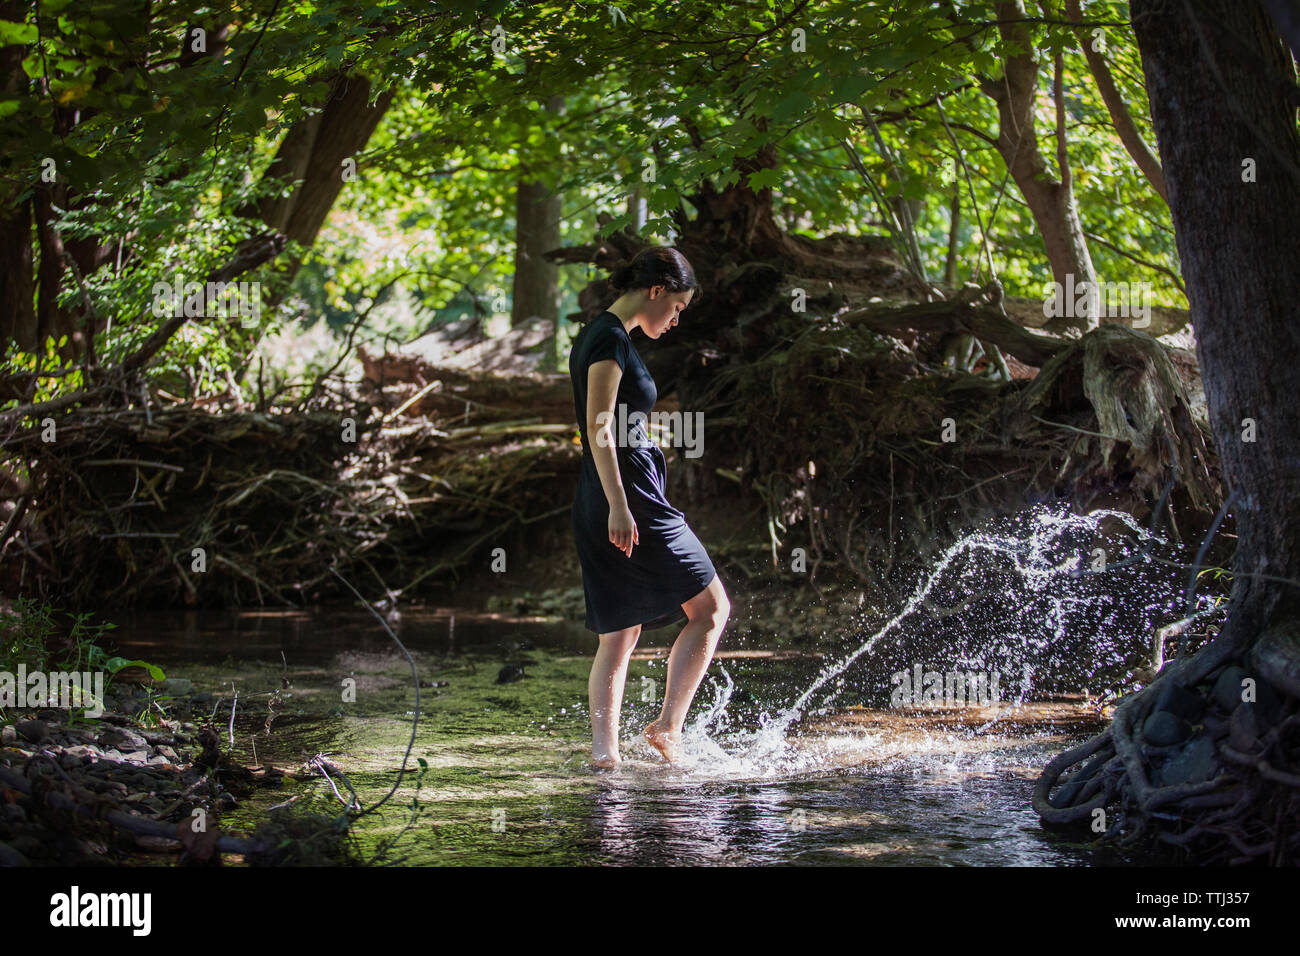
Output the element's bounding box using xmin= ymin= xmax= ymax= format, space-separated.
xmin=1212 ymin=666 xmax=1248 ymax=712
xmin=59 ymin=752 xmax=81 ymax=771
xmin=0 ymin=840 xmax=30 ymax=866
xmin=1154 ymin=682 xmax=1205 ymax=722
xmin=98 ymin=727 xmax=147 ymax=751
xmin=63 ymin=744 xmax=103 ymax=760
xmin=159 ymin=678 xmax=193 ymax=696
xmin=0 ymin=725 xmax=17 ymax=746
xmin=495 ymin=664 xmax=527 ymax=684
xmin=1254 ymin=679 xmax=1283 ymax=722
xmin=1229 ymin=703 xmax=1260 ymax=752
xmin=36 ymin=708 xmax=65 ymax=722
xmin=122 ymin=750 xmax=151 ymax=764
xmin=156 ymin=745 xmax=179 ymax=761
xmin=1158 ymin=734 xmax=1217 ymax=786
xmin=15 ymin=720 xmax=49 ymax=744
xmin=1143 ymin=710 xmax=1192 ymax=746
xmin=8 ymin=834 xmax=43 ymax=858
xmin=1 ymin=803 xmax=27 ymax=824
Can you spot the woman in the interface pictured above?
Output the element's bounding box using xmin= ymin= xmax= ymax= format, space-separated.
xmin=569 ymin=246 xmax=730 ymax=769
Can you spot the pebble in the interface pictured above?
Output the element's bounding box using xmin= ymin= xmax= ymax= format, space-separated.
xmin=15 ymin=720 xmax=49 ymax=744
xmin=1157 ymin=734 xmax=1217 ymax=786
xmin=1212 ymin=666 xmax=1247 ymax=712
xmin=99 ymin=727 xmax=148 ymax=751
xmin=1143 ymin=710 xmax=1192 ymax=746
xmin=1229 ymin=702 xmax=1260 ymax=751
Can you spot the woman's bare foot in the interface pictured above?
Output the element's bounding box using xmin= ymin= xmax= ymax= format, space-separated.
xmin=592 ymin=753 xmax=621 ymax=769
xmin=642 ymin=718 xmax=681 ymax=764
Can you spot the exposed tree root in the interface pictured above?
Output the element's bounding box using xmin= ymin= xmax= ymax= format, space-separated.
xmin=1034 ymin=618 xmax=1300 ymax=864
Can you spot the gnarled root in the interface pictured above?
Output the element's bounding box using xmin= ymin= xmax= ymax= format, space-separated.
xmin=1034 ymin=618 xmax=1300 ymax=864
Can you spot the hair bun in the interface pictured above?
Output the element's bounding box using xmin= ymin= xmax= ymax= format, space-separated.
xmin=610 ymin=264 xmax=633 ymax=290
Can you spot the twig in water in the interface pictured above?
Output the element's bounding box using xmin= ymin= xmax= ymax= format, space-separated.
xmin=329 ymin=566 xmax=420 ymax=820
xmin=228 ymin=683 xmax=238 ymax=749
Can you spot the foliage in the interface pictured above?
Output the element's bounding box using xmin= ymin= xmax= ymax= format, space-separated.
xmin=1 ymin=0 xmax=1184 ymax=407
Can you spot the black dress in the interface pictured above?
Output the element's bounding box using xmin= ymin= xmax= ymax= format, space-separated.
xmin=569 ymin=310 xmax=717 ymax=633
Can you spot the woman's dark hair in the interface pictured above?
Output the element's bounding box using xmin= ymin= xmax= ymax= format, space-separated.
xmin=608 ymin=246 xmax=702 ymax=305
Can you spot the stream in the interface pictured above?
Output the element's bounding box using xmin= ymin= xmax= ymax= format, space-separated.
xmin=103 ymin=508 xmax=1217 ymax=866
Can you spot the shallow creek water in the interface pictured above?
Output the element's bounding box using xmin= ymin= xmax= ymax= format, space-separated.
xmin=106 ymin=601 xmax=1137 ymax=866
xmin=104 ymin=507 xmax=1214 ymax=865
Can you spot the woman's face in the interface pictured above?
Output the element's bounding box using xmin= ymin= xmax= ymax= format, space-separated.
xmin=645 ymin=286 xmax=694 ymax=338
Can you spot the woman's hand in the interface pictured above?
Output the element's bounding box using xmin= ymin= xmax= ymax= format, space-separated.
xmin=609 ymin=504 xmax=639 ymax=557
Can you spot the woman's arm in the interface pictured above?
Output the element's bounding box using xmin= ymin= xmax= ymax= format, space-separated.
xmin=586 ymin=359 xmax=639 ymax=556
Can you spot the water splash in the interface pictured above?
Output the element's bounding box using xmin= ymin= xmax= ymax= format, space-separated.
xmin=656 ymin=505 xmax=1223 ymax=780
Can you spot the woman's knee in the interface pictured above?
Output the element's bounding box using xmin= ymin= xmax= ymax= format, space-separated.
xmin=686 ymin=578 xmax=730 ymax=626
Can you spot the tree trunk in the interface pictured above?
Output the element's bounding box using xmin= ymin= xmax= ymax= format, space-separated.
xmin=983 ymin=0 xmax=1097 ymax=334
xmin=1031 ymin=0 xmax=1300 ymax=864
xmin=511 ymin=92 xmax=564 ymax=370
xmin=1132 ymin=0 xmax=1300 ymax=637
xmin=0 ymin=200 xmax=36 ymax=355
xmin=253 ymin=70 xmax=395 ymax=298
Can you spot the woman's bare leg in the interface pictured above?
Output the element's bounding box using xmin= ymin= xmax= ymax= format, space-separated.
xmin=644 ymin=574 xmax=730 ymax=763
xmin=589 ymin=624 xmax=641 ymax=767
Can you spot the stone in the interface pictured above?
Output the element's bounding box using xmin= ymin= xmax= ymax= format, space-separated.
xmin=1229 ymin=702 xmax=1260 ymax=752
xmin=1212 ymin=666 xmax=1248 ymax=712
xmin=98 ymin=727 xmax=147 ymax=751
xmin=1143 ymin=710 xmax=1192 ymax=746
xmin=1154 ymin=681 xmax=1205 ymax=722
xmin=495 ymin=664 xmax=527 ymax=684
xmin=1158 ymin=734 xmax=1217 ymax=786
xmin=15 ymin=720 xmax=49 ymax=744
xmin=159 ymin=678 xmax=193 ymax=697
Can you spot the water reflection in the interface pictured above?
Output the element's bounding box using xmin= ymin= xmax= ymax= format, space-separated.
xmin=105 ymin=602 xmax=1127 ymax=866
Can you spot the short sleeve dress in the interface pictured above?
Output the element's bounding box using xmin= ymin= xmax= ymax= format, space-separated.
xmin=569 ymin=310 xmax=717 ymax=633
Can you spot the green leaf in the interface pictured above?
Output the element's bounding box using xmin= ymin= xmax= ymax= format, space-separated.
xmin=0 ymin=20 xmax=38 ymax=45
xmin=104 ymin=657 xmax=166 ymax=681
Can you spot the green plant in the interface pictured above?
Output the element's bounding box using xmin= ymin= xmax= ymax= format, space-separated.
xmin=0 ymin=598 xmax=164 ymax=722
xmin=0 ymin=597 xmax=118 ymax=671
